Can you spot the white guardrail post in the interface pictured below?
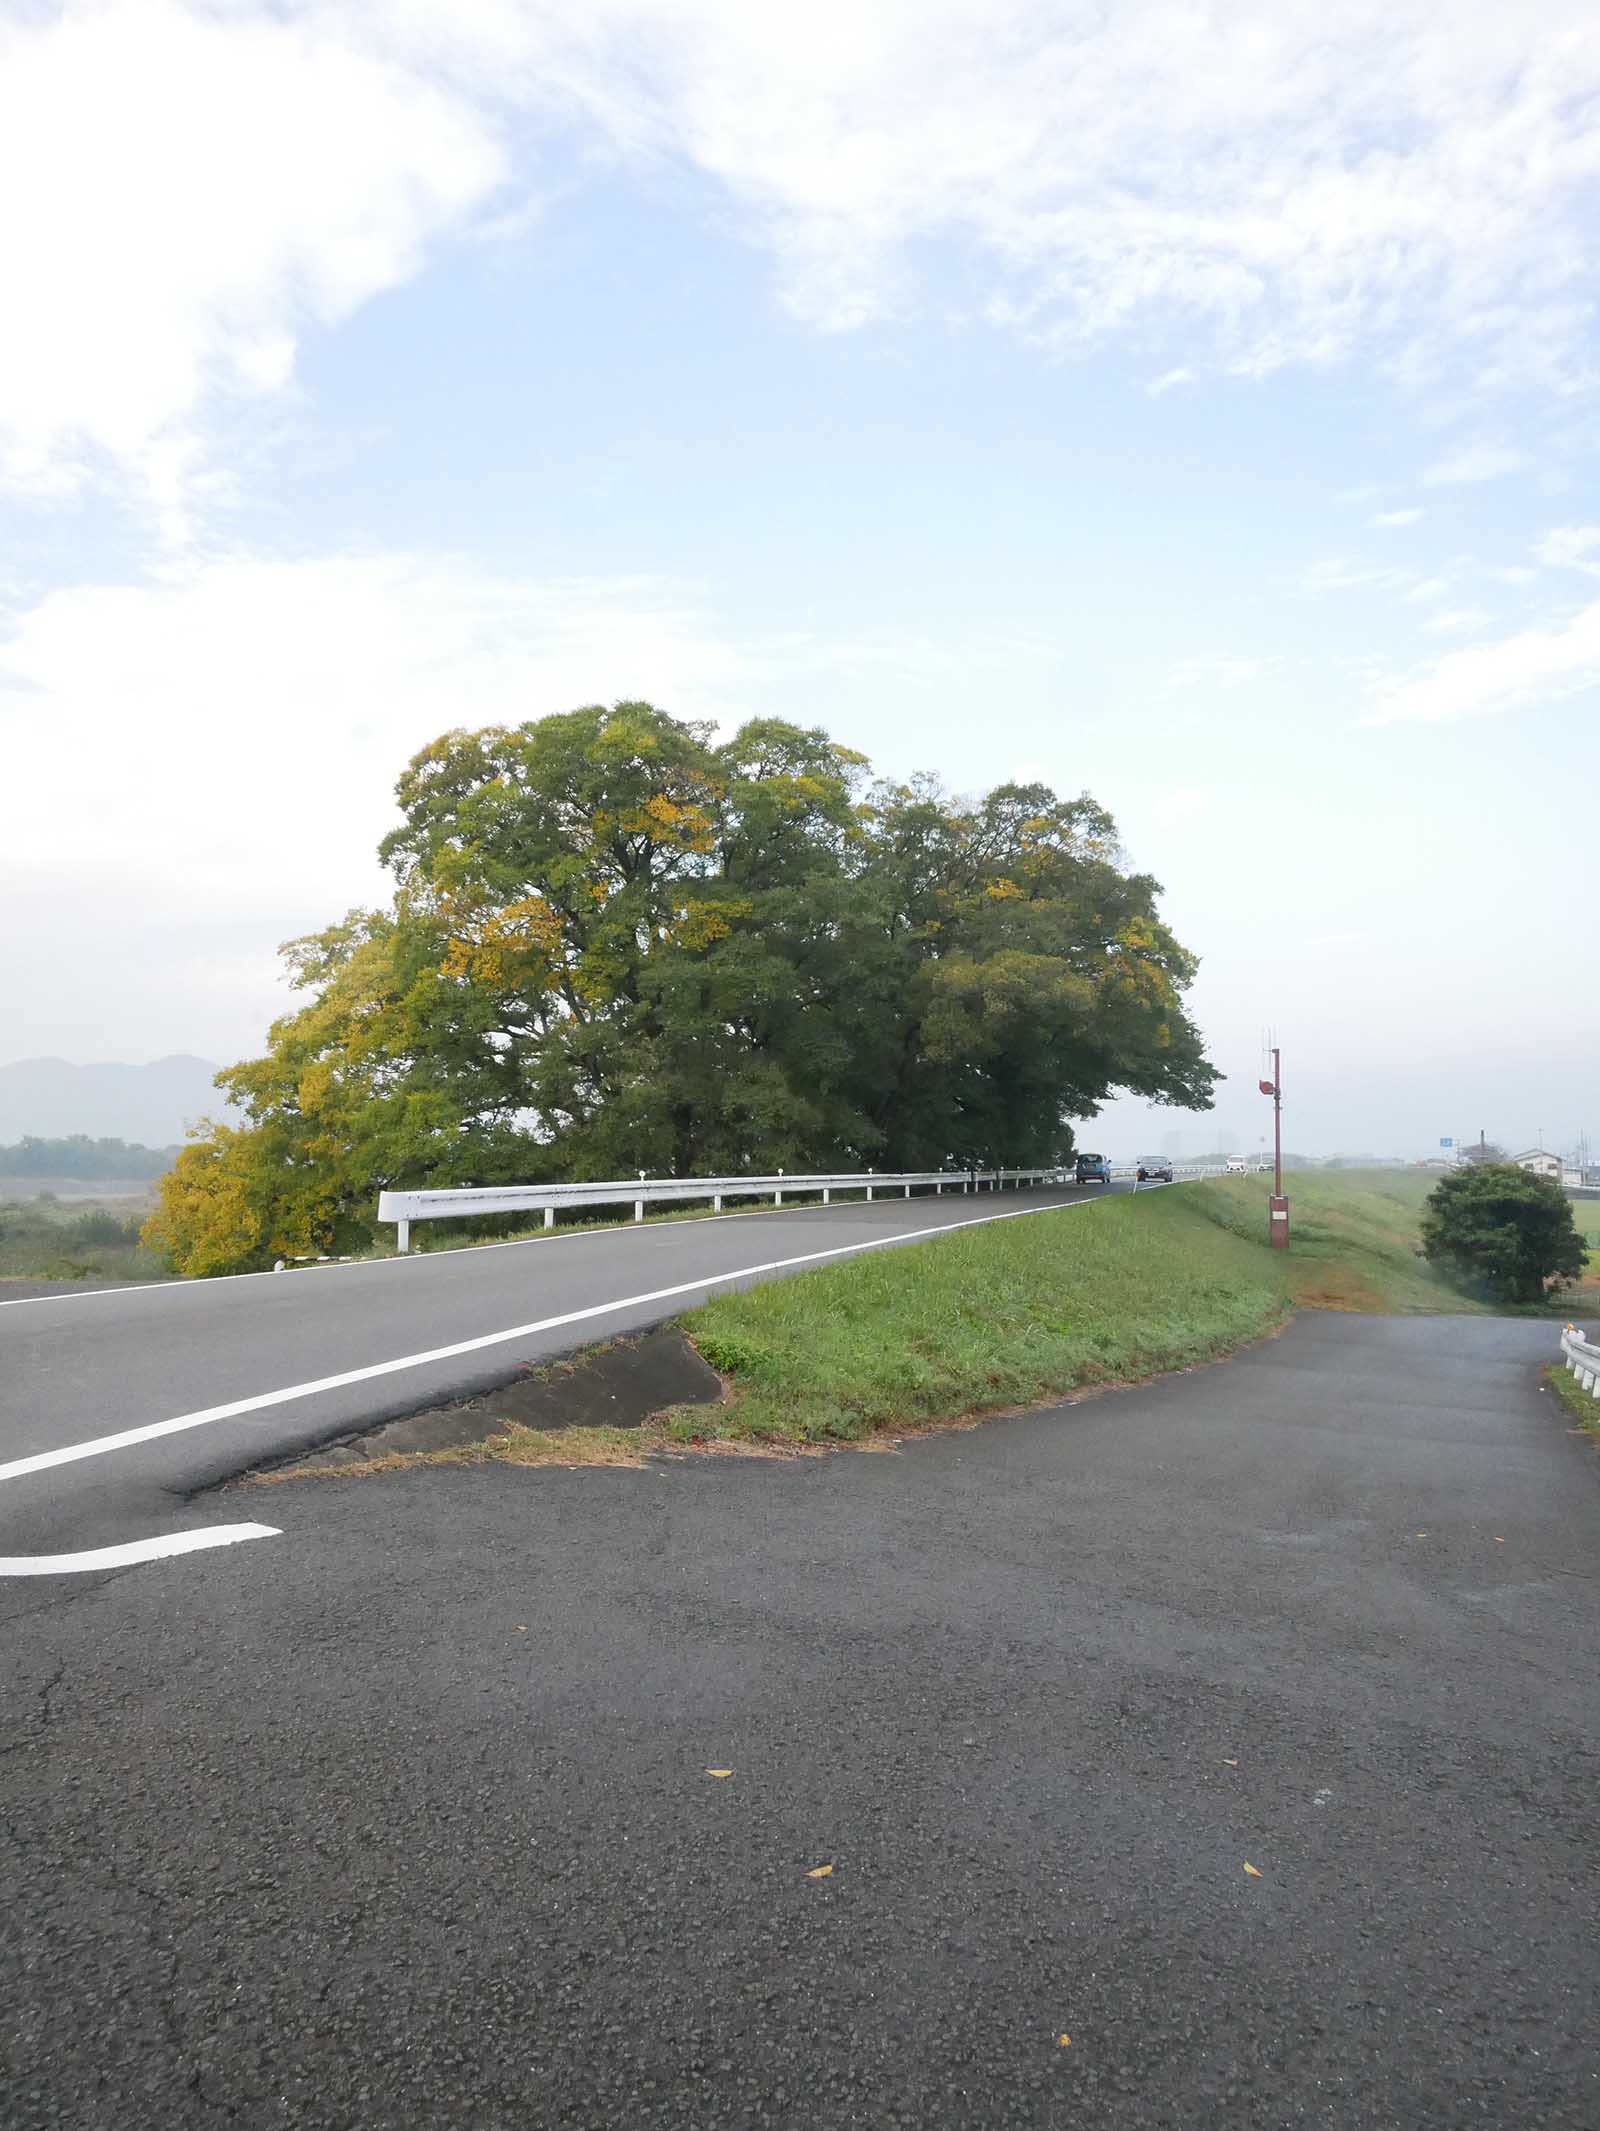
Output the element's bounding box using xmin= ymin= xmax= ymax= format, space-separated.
xmin=375 ymin=1165 xmax=1069 ymax=1250
xmin=1561 ymin=1323 xmax=1600 ymax=1398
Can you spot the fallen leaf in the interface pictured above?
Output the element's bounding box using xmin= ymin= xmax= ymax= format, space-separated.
xmin=705 ymin=1768 xmax=734 ymax=1779
xmin=1222 ymin=1758 xmax=1239 ymax=1767
xmin=1243 ymin=1862 xmax=1262 ymax=1878
xmin=1057 ymin=2033 xmax=1072 ymax=2048
xmin=1494 ymin=1537 xmax=1505 ymax=1544
xmin=1415 ymin=1531 xmax=1428 ymax=1538
xmin=806 ymin=1863 xmax=835 ymax=1879
xmin=515 ymin=1625 xmax=528 ymax=1632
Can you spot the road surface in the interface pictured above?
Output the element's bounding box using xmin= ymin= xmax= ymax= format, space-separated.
xmin=2 ymin=1307 xmax=1595 ymax=2128
xmin=0 ymin=1182 xmax=1108 ymax=1556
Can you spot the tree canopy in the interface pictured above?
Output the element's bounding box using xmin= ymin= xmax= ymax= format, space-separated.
xmin=148 ymin=703 xmax=1218 ymax=1274
xmin=1421 ymin=1163 xmax=1587 ymax=1304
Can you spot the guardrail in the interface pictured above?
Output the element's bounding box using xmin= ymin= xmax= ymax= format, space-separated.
xmin=377 ymin=1167 xmax=1062 ymax=1252
xmin=1560 ymin=1323 xmax=1600 ymax=1398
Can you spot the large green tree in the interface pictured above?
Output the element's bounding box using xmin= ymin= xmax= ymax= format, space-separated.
xmin=149 ymin=702 xmax=1218 ymax=1273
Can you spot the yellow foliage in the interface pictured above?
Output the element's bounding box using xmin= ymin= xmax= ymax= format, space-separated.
xmin=984 ymin=877 xmax=1025 ymax=900
xmin=674 ymin=897 xmax=750 ymax=950
xmin=144 ymin=1121 xmax=341 ymax=1277
xmin=142 ymin=1126 xmax=267 ymax=1278
xmin=441 ymin=894 xmax=564 ymax=990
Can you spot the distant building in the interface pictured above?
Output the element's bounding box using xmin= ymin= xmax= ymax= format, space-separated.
xmin=1512 ymin=1149 xmax=1562 ymax=1180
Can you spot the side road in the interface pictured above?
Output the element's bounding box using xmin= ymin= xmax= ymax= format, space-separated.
xmin=3 ymin=1309 xmax=1597 ymax=2128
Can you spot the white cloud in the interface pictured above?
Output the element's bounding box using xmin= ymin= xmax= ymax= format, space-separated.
xmin=1372 ymin=507 xmax=1424 ymax=527
xmin=1533 ymin=526 xmax=1600 ymax=572
xmin=1300 ymin=557 xmax=1416 ymax=595
xmin=1401 ymin=574 xmax=1452 ymax=604
xmin=1423 ymin=444 xmax=1524 ymax=485
xmin=1421 ymin=607 xmax=1489 ymax=635
xmin=1147 ymin=368 xmax=1194 ymax=396
xmin=0 ymin=1 xmax=505 ymax=529
xmin=1369 ymin=598 xmax=1600 ymax=723
xmin=1491 ymin=565 xmax=1539 ymax=585
xmin=1166 ymin=655 xmax=1278 ymax=690
xmin=0 ymin=547 xmax=1074 ymax=1026
xmin=8 ymin=1 xmax=1600 ymax=522
xmin=0 ymin=551 xmax=753 ymax=906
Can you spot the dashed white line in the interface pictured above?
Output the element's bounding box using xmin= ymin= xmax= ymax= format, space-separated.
xmin=0 ymin=1523 xmax=280 ymax=1576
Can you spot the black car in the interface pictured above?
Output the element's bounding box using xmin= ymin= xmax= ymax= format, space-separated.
xmin=1136 ymin=1156 xmax=1174 ymax=1182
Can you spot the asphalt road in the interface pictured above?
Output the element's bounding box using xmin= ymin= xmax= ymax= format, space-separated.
xmin=0 ymin=1182 xmax=1109 ymax=1555
xmin=3 ymin=1307 xmax=1596 ymax=2128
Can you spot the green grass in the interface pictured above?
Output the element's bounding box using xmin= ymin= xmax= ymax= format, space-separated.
xmin=1187 ymin=1167 xmax=1595 ymax=1316
xmin=1544 ymin=1362 xmax=1600 ymax=1435
xmin=1182 ymin=1168 xmax=1480 ymax=1314
xmin=259 ymin=1166 xmax=1597 ymax=1479
xmin=661 ymin=1184 xmax=1291 ymax=1445
xmin=0 ymin=1196 xmax=172 ymax=1287
xmin=663 ymin=1166 xmax=1593 ymax=1446
xmin=1567 ymin=1198 xmax=1600 ymax=1310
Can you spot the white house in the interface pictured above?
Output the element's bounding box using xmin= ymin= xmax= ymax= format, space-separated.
xmin=1513 ymin=1149 xmax=1562 ymax=1180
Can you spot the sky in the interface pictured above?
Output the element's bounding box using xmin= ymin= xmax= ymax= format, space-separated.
xmin=2 ymin=0 xmax=1597 ymax=1161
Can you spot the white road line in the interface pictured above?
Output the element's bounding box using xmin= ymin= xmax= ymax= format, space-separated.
xmin=0 ymin=1186 xmax=1044 ymax=1308
xmin=0 ymin=1523 xmax=280 ymax=1576
xmin=0 ymin=1197 xmax=1085 ymax=1484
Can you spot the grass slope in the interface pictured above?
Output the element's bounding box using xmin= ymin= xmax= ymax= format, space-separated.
xmin=1183 ymin=1168 xmax=1478 ymax=1314
xmin=259 ymin=1168 xmax=1595 ymax=1479
xmin=676 ymin=1186 xmax=1287 ymax=1444
xmin=1566 ymin=1197 xmax=1600 ymax=1312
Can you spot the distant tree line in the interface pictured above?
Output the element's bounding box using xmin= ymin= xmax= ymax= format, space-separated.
xmin=0 ymin=1135 xmax=176 ymax=1179
xmin=148 ymin=703 xmax=1219 ymax=1276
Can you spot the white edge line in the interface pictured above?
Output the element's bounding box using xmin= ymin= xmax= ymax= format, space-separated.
xmin=0 ymin=1523 xmax=280 ymax=1576
xmin=0 ymin=1185 xmax=1067 ymax=1308
xmin=0 ymin=1197 xmax=1090 ymax=1484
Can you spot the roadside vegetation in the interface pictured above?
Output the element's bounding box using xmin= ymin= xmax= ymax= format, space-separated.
xmin=1185 ymin=1167 xmax=1497 ymax=1313
xmin=262 ymin=1167 xmax=1594 ymax=1481
xmin=264 ymin=1186 xmax=1291 ymax=1477
xmin=1544 ymin=1363 xmax=1600 ymax=1437
xmin=0 ymin=1197 xmax=172 ymax=1286
xmin=1420 ymin=1163 xmax=1587 ymax=1304
xmin=1562 ymin=1196 xmax=1600 ymax=1312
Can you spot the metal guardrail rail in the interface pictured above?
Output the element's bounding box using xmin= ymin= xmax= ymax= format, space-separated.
xmin=377 ymin=1167 xmax=1061 ymax=1252
xmin=1560 ymin=1323 xmax=1600 ymax=1398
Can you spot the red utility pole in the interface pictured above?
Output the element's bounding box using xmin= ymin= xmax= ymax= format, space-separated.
xmin=1258 ymin=1046 xmax=1288 ymax=1247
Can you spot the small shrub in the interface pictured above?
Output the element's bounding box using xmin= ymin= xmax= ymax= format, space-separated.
xmin=1422 ymin=1165 xmax=1587 ymax=1305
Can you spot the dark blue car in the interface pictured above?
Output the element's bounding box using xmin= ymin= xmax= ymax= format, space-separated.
xmin=1074 ymin=1151 xmax=1111 ymax=1185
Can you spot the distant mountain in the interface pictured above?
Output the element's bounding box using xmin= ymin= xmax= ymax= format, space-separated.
xmin=0 ymin=1056 xmax=238 ymax=1146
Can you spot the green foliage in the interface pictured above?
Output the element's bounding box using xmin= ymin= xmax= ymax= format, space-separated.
xmin=1421 ymin=1164 xmax=1588 ymax=1304
xmin=156 ymin=702 xmax=1217 ymax=1275
xmin=0 ymin=1197 xmax=165 ymax=1285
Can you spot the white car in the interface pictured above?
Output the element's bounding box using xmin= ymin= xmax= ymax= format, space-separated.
xmin=1224 ymin=1156 xmax=1249 ymax=1174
